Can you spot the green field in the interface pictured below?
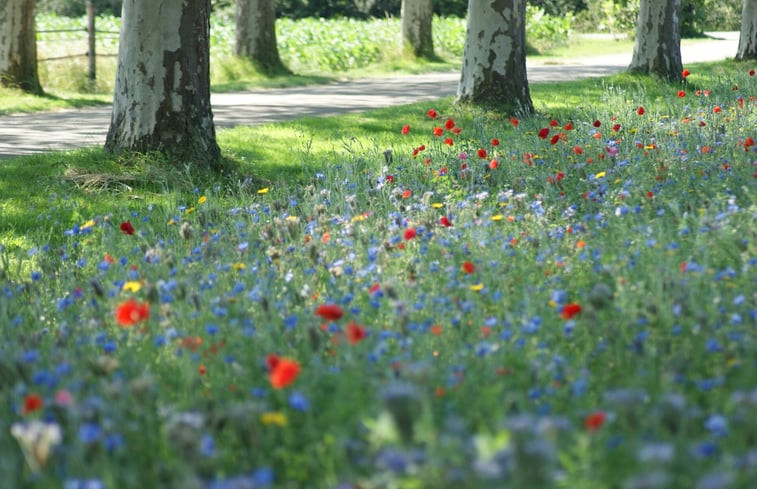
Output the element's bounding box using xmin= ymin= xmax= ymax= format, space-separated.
xmin=1 ymin=57 xmax=755 ymax=488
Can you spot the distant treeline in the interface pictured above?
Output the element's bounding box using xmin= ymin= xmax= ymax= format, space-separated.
xmin=36 ymin=0 xmax=740 ymax=36
xmin=36 ymin=0 xmax=584 ymax=19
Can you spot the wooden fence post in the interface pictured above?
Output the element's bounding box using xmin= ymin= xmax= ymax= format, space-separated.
xmin=87 ymin=0 xmax=96 ymax=85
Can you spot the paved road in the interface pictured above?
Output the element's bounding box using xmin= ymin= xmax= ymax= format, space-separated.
xmin=0 ymin=32 xmax=740 ymax=158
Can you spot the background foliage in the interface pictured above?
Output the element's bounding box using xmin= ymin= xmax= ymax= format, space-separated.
xmin=35 ymin=0 xmax=744 ymax=35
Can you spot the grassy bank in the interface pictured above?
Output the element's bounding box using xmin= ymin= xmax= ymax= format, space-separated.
xmin=0 ymin=60 xmax=755 ymax=488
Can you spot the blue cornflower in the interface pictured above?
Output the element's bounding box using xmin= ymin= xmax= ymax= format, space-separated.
xmin=705 ymin=414 xmax=729 ymax=437
xmin=288 ymin=392 xmax=310 ymax=411
xmin=78 ymin=422 xmax=102 ymax=444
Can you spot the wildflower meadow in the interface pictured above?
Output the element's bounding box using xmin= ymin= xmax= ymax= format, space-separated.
xmin=1 ymin=65 xmax=756 ymax=489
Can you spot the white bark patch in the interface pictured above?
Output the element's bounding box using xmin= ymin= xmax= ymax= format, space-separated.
xmin=738 ymin=0 xmax=757 ymax=59
xmin=637 ymin=0 xmax=664 ymax=67
xmin=458 ymin=1 xmax=512 ymax=97
xmin=112 ymin=0 xmax=184 ymax=141
xmin=0 ymin=0 xmax=25 ymax=71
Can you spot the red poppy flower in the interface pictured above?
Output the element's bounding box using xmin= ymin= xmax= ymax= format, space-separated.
xmin=444 ymin=118 xmax=455 ymax=130
xmin=452 ymin=127 xmax=462 ymax=135
xmin=613 ymin=123 xmax=621 ymax=132
xmin=427 ymin=109 xmax=438 ymax=119
xmin=564 ymin=122 xmax=574 ymax=130
xmin=509 ymin=117 xmax=519 ymax=128
xmin=750 ymin=69 xmax=755 ymax=76
xmin=560 ymin=302 xmax=582 ymax=319
xmin=584 ymin=411 xmax=606 ymax=432
xmin=439 ymin=216 xmax=452 ymax=227
xmin=550 ymin=134 xmax=560 ymax=145
xmin=404 ymin=228 xmax=417 ymax=240
xmin=401 ymin=124 xmax=410 ymax=134
xmin=23 ymin=393 xmax=43 ymax=415
xmin=593 ymin=120 xmax=601 ymax=127
xmin=433 ymin=127 xmax=443 ymax=136
xmin=489 ymin=159 xmax=499 ymax=169
xmin=266 ymin=353 xmax=280 ymax=370
xmin=120 ymin=221 xmax=135 ymax=235
xmin=462 ymin=261 xmax=475 ymax=274
xmin=477 ymin=148 xmax=487 ymax=159
xmin=115 ymin=299 xmax=150 ymax=327
xmin=678 ymin=90 xmax=685 ymax=98
xmin=572 ymin=146 xmax=583 ymax=155
xmin=444 ymin=137 xmax=454 ymax=146
xmin=345 ymin=322 xmax=367 ymax=345
xmin=315 ymin=304 xmax=343 ymax=321
xmin=637 ymin=106 xmax=645 ymax=115
xmin=491 ymin=138 xmax=499 ymax=146
xmin=682 ymin=69 xmax=690 ymax=77
xmin=549 ymin=119 xmax=559 ymax=127
xmin=268 ymin=356 xmax=301 ymax=389
xmin=538 ymin=128 xmax=550 ymax=139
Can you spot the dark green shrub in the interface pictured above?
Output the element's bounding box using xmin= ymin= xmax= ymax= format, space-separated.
xmin=36 ymin=0 xmax=122 ymax=16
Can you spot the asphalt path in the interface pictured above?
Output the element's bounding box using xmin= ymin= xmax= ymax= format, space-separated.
xmin=0 ymin=32 xmax=740 ymax=158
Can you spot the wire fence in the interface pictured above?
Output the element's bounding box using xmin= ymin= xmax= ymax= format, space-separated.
xmin=36 ymin=2 xmax=119 ymax=82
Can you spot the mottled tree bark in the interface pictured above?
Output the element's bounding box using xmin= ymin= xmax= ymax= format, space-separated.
xmin=457 ymin=0 xmax=533 ymax=114
xmin=0 ymin=0 xmax=42 ymax=94
xmin=629 ymin=0 xmax=683 ymax=81
xmin=235 ymin=0 xmax=286 ymax=73
xmin=105 ymin=0 xmax=220 ymax=166
xmin=401 ymin=0 xmax=434 ymax=58
xmin=736 ymin=0 xmax=757 ymax=60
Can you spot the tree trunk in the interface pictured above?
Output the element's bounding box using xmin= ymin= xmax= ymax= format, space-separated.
xmin=456 ymin=0 xmax=533 ymax=114
xmin=629 ymin=0 xmax=683 ymax=81
xmin=0 ymin=0 xmax=43 ymax=94
xmin=105 ymin=0 xmax=221 ymax=166
xmin=235 ymin=0 xmax=286 ymax=73
xmin=736 ymin=0 xmax=757 ymax=60
xmin=401 ymin=0 xmax=434 ymax=58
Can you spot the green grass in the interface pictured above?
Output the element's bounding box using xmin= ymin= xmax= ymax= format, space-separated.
xmin=0 ymin=58 xmax=749 ymax=245
xmin=0 ymin=87 xmax=110 ymax=115
xmin=0 ymin=57 xmax=755 ymax=489
xmin=535 ymin=35 xmax=636 ymax=61
xmin=533 ymin=34 xmax=731 ymax=65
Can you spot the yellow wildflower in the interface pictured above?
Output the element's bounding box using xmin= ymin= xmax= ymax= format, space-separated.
xmin=261 ymin=411 xmax=287 ymax=426
xmin=122 ymin=281 xmax=142 ymax=293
